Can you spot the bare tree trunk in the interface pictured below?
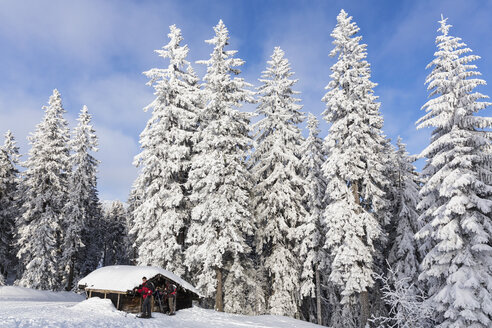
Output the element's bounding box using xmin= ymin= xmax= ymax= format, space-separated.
xmin=315 ymin=266 xmax=322 ymax=325
xmin=360 ymin=290 xmax=370 ymax=327
xmin=103 ymin=244 xmax=107 ymax=267
xmin=351 ymin=180 xmax=360 ymax=207
xmin=66 ymin=260 xmax=75 ymax=291
xmin=215 ymin=268 xmax=224 ymax=312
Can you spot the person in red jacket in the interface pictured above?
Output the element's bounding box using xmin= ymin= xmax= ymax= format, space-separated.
xmin=134 ymin=277 xmax=154 ymax=318
xmin=165 ymin=281 xmax=177 ymax=315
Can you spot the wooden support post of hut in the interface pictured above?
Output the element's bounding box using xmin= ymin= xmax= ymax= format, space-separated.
xmin=78 ymin=265 xmax=201 ymax=314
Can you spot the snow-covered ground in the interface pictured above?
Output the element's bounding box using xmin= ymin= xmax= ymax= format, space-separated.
xmin=0 ymin=286 xmax=322 ymax=328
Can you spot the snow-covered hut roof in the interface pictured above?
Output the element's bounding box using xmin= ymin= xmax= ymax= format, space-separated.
xmin=78 ymin=265 xmax=201 ymax=296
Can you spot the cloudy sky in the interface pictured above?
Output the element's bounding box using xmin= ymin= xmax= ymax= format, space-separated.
xmin=0 ymin=0 xmax=491 ymax=201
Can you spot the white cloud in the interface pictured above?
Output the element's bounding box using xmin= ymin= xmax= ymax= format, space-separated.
xmin=1 ymin=0 xmax=491 ymax=202
xmin=69 ymin=74 xmax=152 ymax=131
xmin=0 ymin=0 xmax=185 ymax=68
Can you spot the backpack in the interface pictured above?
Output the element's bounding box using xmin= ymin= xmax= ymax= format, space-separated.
xmin=169 ymin=284 xmax=177 ymax=295
xmin=145 ymin=281 xmax=155 ymax=293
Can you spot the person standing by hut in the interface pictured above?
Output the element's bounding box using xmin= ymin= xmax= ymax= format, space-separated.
xmin=165 ymin=281 xmax=177 ymax=315
xmin=134 ymin=277 xmax=154 ymax=318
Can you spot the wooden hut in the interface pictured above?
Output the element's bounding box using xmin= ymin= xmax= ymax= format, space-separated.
xmin=78 ymin=265 xmax=201 ymax=313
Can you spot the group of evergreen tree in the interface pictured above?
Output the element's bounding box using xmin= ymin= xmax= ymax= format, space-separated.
xmin=0 ymin=91 xmax=130 ymax=290
xmin=0 ymin=7 xmax=491 ymax=328
xmin=130 ymin=10 xmax=492 ymax=328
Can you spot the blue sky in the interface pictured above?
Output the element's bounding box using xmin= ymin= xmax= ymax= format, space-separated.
xmin=0 ymin=0 xmax=491 ymax=201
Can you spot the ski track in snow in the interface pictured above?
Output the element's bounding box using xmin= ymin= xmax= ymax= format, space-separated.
xmin=0 ymin=287 xmax=322 ymax=328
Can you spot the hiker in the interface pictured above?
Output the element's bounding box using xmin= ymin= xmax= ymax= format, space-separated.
xmin=153 ymin=287 xmax=166 ymax=312
xmin=134 ymin=276 xmax=154 ymax=318
xmin=165 ymin=281 xmax=177 ymax=315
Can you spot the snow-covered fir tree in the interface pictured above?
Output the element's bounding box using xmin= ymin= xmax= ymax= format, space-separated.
xmin=61 ymin=105 xmax=100 ymax=290
xmin=3 ymin=131 xmax=23 ymax=280
xmin=126 ymin=178 xmax=143 ymax=265
xmin=16 ymin=89 xmax=70 ymax=290
xmin=0 ymin=148 xmax=11 ymax=276
xmin=223 ymin=254 xmax=257 ymax=315
xmin=322 ymin=9 xmax=390 ymax=327
xmin=102 ymin=201 xmax=130 ymax=266
xmin=415 ymin=16 xmax=492 ymax=327
xmin=298 ymin=113 xmax=327 ymax=324
xmin=78 ymin=186 xmax=103 ymax=278
xmin=131 ymin=25 xmax=200 ymax=278
xmin=387 ymin=137 xmax=421 ymax=285
xmin=3 ymin=131 xmax=20 ymax=162
xmin=186 ymin=20 xmax=255 ymax=313
xmin=0 ymin=131 xmax=21 ymax=279
xmin=252 ymin=46 xmax=306 ymax=317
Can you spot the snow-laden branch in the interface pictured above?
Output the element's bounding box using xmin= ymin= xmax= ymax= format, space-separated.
xmin=370 ymin=264 xmax=433 ymax=328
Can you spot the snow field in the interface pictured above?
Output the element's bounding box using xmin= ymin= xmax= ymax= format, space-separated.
xmin=0 ymin=286 xmax=322 ymax=328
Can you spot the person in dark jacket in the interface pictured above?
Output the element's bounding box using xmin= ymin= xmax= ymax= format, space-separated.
xmin=134 ymin=277 xmax=153 ymax=318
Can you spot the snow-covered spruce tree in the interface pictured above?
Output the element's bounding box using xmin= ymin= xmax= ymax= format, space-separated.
xmin=126 ymin=177 xmax=143 ymax=265
xmin=78 ymin=185 xmax=103 ymax=278
xmin=415 ymin=16 xmax=492 ymax=327
xmin=16 ymin=89 xmax=70 ymax=290
xmin=322 ymin=9 xmax=390 ymax=327
xmin=0 ymin=131 xmax=21 ymax=280
xmin=298 ymin=113 xmax=327 ymax=324
xmin=3 ymin=131 xmax=20 ymax=165
xmin=131 ymin=25 xmax=200 ymax=278
xmin=0 ymin=151 xmax=15 ymax=278
xmin=61 ymin=105 xmax=99 ymax=290
xmin=4 ymin=131 xmax=23 ymax=281
xmin=252 ymin=46 xmax=306 ymax=318
xmin=387 ymin=137 xmax=421 ymax=285
xmin=368 ymin=138 xmax=398 ymax=321
xmin=102 ymin=201 xmax=130 ymax=266
xmin=186 ymin=20 xmax=254 ymax=313
xmin=223 ymin=254 xmax=258 ymax=315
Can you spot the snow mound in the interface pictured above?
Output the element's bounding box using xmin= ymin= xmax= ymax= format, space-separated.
xmin=71 ymin=297 xmax=128 ymax=317
xmin=0 ymin=286 xmax=85 ymax=302
xmin=78 ymin=265 xmax=200 ymax=296
xmin=71 ymin=297 xmax=115 ymax=311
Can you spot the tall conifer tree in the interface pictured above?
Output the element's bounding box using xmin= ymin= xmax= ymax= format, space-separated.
xmin=126 ymin=177 xmax=143 ymax=265
xmin=416 ymin=17 xmax=492 ymax=327
xmin=252 ymin=47 xmax=306 ymax=317
xmin=299 ymin=113 xmax=327 ymax=324
xmin=77 ymin=191 xmax=103 ymax=278
xmin=61 ymin=105 xmax=99 ymax=290
xmin=17 ymin=89 xmax=70 ymax=290
xmin=186 ymin=20 xmax=254 ymax=313
xmin=0 ymin=131 xmax=21 ymax=280
xmin=131 ymin=25 xmax=200 ymax=278
xmin=322 ymin=10 xmax=390 ymax=326
xmin=4 ymin=131 xmax=23 ymax=280
xmin=387 ymin=138 xmax=421 ymax=285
